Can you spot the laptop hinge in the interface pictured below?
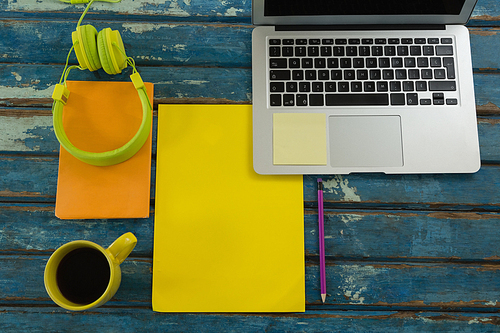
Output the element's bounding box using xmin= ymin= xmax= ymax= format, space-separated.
xmin=276 ymin=24 xmax=446 ymax=31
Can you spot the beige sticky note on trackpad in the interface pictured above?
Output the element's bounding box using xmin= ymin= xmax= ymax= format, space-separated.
xmin=273 ymin=113 xmax=327 ymax=165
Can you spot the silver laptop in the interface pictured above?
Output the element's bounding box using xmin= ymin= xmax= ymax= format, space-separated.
xmin=252 ymin=0 xmax=480 ymax=175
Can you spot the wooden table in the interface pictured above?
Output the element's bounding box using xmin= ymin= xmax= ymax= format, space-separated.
xmin=1 ymin=0 xmax=500 ymax=331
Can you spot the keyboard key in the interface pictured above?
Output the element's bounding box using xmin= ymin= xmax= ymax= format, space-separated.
xmin=315 ymin=58 xmax=326 ymax=68
xmin=328 ymin=58 xmax=339 ymax=68
xmin=353 ymin=58 xmax=365 ymax=68
xmin=402 ymin=38 xmax=413 ymax=44
xmin=295 ymin=46 xmax=307 ymax=56
xmin=338 ymin=82 xmax=349 ymax=92
xmin=370 ymin=69 xmax=382 ymax=80
xmin=436 ymin=45 xmax=454 ymax=55
xmin=289 ymin=58 xmax=300 ymax=68
xmin=392 ymin=57 xmax=403 ymax=68
xmin=383 ymin=69 xmax=394 ymax=80
xmin=379 ymin=57 xmax=390 ymax=68
xmin=340 ymin=58 xmax=352 ymax=68
xmin=384 ymin=46 xmax=396 ymax=56
xmin=325 ymin=82 xmax=336 ymax=92
xmin=349 ymin=38 xmax=361 ymax=44
xmin=390 ymin=93 xmax=405 ymax=105
xmin=270 ymin=58 xmax=287 ymax=68
xmin=296 ymin=39 xmax=307 ymax=45
xmin=403 ymin=81 xmax=414 ymax=91
xmin=423 ymin=46 xmax=434 ymax=55
xmin=305 ymin=70 xmax=317 ymax=80
xmin=359 ymin=46 xmax=371 ymax=56
xmin=312 ymin=82 xmax=323 ymax=92
xmin=321 ymin=46 xmax=332 ymax=57
xmin=414 ymin=38 xmax=426 ymax=44
xmin=296 ymin=94 xmax=308 ymax=106
xmin=351 ymin=82 xmax=363 ymax=92
xmin=430 ymin=57 xmax=442 ymax=67
xmin=270 ymin=82 xmax=284 ymax=93
xmin=446 ymin=98 xmax=458 ymax=105
xmin=362 ymin=38 xmax=374 ymax=44
xmin=357 ymin=69 xmax=368 ymax=80
xmin=333 ymin=46 xmax=345 ymax=56
xmin=390 ymin=81 xmax=401 ymax=92
xmin=335 ymin=39 xmax=347 ymax=45
xmin=421 ymin=69 xmax=433 ymax=79
xmin=441 ymin=38 xmax=453 ymax=44
xmin=388 ymin=38 xmax=400 ymax=44
xmin=318 ymin=70 xmax=329 ymax=80
xmin=322 ymin=39 xmax=334 ymax=45
xmin=346 ymin=46 xmax=357 ymax=56
xmin=292 ymin=70 xmax=304 ymax=80
xmin=428 ymin=38 xmax=439 ymax=44
xmin=283 ymin=39 xmax=294 ymax=45
xmin=420 ymin=99 xmax=432 ymax=105
xmin=408 ymin=69 xmax=420 ymax=79
xmin=434 ymin=69 xmax=446 ymax=79
xmin=270 ymin=70 xmax=290 ymax=80
xmin=309 ymin=94 xmax=324 ymax=106
xmin=405 ymin=57 xmax=416 ymax=67
xmin=308 ymin=46 xmax=319 ymax=56
xmin=377 ymin=81 xmax=389 ymax=92
xmin=282 ymin=46 xmax=294 ymax=57
xmin=270 ymin=94 xmax=281 ymax=106
xmin=443 ymin=57 xmax=456 ymax=79
xmin=397 ymin=46 xmax=409 ymax=56
xmin=416 ymin=81 xmax=427 ymax=91
xmin=299 ymin=82 xmax=310 ymax=92
xmin=326 ymin=93 xmax=389 ymax=105
xmin=407 ymin=93 xmax=419 ymax=105
xmin=286 ymin=82 xmax=297 ymax=92
xmin=375 ymin=38 xmax=386 ymax=44
xmin=269 ymin=47 xmax=280 ymax=57
xmin=283 ymin=94 xmax=295 ymax=106
xmin=410 ymin=46 xmax=422 ymax=56
xmin=344 ymin=70 xmax=355 ymax=80
xmin=331 ymin=70 xmax=342 ymax=80
xmin=417 ymin=57 xmax=429 ymax=67
xmin=396 ymin=69 xmax=407 ymax=79
xmin=309 ymin=39 xmax=321 ymax=45
xmin=429 ymin=81 xmax=456 ymax=91
xmin=302 ymin=58 xmax=313 ymax=68
xmin=364 ymin=81 xmax=376 ymax=92
xmin=269 ymin=39 xmax=281 ymax=45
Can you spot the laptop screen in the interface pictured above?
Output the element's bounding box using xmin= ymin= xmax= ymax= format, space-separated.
xmin=253 ymin=0 xmax=477 ymax=25
xmin=264 ymin=0 xmax=466 ymax=16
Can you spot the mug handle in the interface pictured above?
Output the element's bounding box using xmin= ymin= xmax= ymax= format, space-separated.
xmin=106 ymin=232 xmax=137 ymax=264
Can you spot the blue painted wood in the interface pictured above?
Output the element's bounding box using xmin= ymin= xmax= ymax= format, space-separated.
xmin=0 ymin=308 xmax=499 ymax=332
xmin=1 ymin=0 xmax=500 ymax=329
xmin=2 ymin=203 xmax=500 ymax=261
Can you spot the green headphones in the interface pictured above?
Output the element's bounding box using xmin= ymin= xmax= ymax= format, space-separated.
xmin=52 ymin=0 xmax=152 ymax=166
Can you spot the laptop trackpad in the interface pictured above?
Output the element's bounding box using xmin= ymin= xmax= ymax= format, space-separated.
xmin=328 ymin=115 xmax=403 ymax=167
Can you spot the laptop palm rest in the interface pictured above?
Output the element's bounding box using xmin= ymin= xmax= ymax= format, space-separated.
xmin=329 ymin=115 xmax=403 ymax=167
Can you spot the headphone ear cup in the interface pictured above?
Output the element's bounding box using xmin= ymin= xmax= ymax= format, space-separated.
xmin=97 ymin=28 xmax=127 ymax=75
xmin=72 ymin=25 xmax=102 ymax=71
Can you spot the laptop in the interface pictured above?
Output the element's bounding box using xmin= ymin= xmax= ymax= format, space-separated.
xmin=252 ymin=0 xmax=481 ymax=175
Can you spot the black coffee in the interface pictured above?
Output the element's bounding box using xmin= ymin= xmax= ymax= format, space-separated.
xmin=56 ymin=247 xmax=111 ymax=305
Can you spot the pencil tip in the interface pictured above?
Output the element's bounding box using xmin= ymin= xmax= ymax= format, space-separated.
xmin=321 ymin=294 xmax=326 ymax=303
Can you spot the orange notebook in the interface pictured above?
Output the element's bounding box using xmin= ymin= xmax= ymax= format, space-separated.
xmin=55 ymin=81 xmax=153 ymax=219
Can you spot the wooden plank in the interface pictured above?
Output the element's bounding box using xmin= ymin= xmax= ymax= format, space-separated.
xmin=1 ymin=255 xmax=500 ymax=310
xmin=0 ymin=21 xmax=252 ymax=67
xmin=1 ymin=64 xmax=499 ymax=112
xmin=0 ymin=0 xmax=252 ymax=22
xmin=0 ymin=308 xmax=499 ymax=332
xmin=0 ymin=111 xmax=498 ymax=163
xmin=2 ymin=157 xmax=500 ymax=209
xmin=0 ymin=65 xmax=252 ymax=107
xmin=0 ymin=21 xmax=499 ymax=70
xmin=2 ymin=204 xmax=500 ymax=261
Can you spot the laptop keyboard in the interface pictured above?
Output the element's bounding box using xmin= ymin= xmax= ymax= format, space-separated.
xmin=268 ymin=37 xmax=458 ymax=107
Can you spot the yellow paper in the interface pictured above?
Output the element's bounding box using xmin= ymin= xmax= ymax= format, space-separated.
xmin=273 ymin=113 xmax=327 ymax=165
xmin=152 ymin=105 xmax=305 ymax=312
xmin=55 ymin=81 xmax=153 ymax=219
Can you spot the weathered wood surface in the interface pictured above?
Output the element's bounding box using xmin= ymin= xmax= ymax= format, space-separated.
xmin=1 ymin=0 xmax=500 ymax=331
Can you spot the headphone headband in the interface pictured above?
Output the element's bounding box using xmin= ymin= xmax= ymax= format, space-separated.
xmin=52 ymin=73 xmax=152 ymax=166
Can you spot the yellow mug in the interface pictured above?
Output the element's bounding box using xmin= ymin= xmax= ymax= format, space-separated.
xmin=44 ymin=232 xmax=137 ymax=311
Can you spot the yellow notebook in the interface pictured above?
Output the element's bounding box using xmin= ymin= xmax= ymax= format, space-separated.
xmin=152 ymin=104 xmax=305 ymax=312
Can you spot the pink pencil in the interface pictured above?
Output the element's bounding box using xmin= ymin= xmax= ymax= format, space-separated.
xmin=317 ymin=178 xmax=326 ymax=303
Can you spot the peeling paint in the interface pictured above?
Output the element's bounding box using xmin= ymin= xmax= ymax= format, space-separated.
xmin=0 ymin=85 xmax=54 ymax=99
xmin=225 ymin=7 xmax=244 ymax=16
xmin=323 ymin=175 xmax=361 ymax=201
xmin=0 ymin=116 xmax=53 ymax=152
xmin=11 ymin=72 xmax=22 ymax=82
